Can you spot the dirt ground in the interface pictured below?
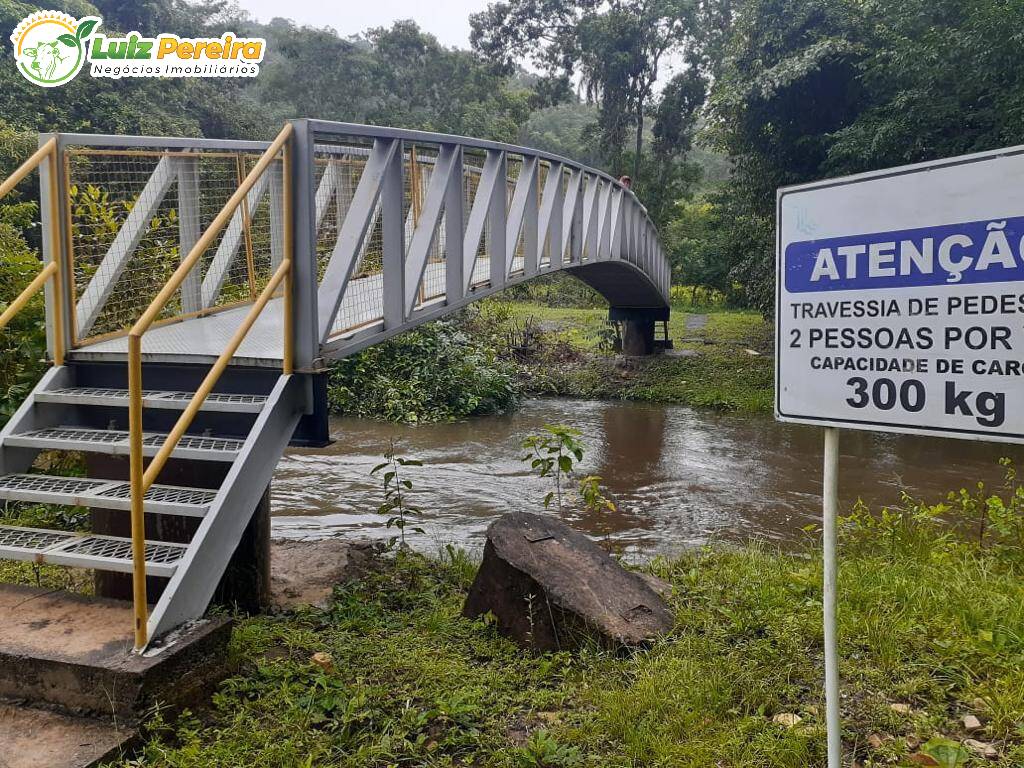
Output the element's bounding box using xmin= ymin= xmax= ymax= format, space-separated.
xmin=269 ymin=538 xmax=382 ymax=611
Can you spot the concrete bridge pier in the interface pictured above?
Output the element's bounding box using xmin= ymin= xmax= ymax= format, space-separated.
xmin=611 ymin=307 xmax=669 ymax=356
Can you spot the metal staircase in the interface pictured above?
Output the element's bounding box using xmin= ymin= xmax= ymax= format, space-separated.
xmin=0 ymin=119 xmax=670 ymax=652
xmin=0 ymin=359 xmax=305 ymax=644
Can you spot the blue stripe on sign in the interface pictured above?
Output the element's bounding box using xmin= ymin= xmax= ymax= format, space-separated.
xmin=784 ymin=215 xmax=1024 ymax=293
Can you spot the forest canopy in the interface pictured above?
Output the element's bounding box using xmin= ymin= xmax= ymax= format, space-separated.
xmin=3 ymin=0 xmax=1024 ymax=320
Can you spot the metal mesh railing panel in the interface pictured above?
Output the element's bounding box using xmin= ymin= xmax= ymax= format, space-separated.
xmin=66 ymin=147 xmax=285 ymax=345
xmin=463 ymin=153 xmax=490 ymax=288
xmin=408 ymin=145 xmax=446 ymax=309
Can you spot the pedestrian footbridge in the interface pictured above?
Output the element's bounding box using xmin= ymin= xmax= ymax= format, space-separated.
xmin=0 ymin=120 xmax=669 ymax=650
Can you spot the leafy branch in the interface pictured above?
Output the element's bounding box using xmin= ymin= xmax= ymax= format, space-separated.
xmin=521 ymin=424 xmax=615 ymax=514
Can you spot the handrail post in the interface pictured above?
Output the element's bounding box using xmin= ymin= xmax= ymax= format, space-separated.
xmin=128 ymin=332 xmax=147 ymax=650
xmin=286 ymin=119 xmax=318 ymax=370
xmin=44 ymin=139 xmax=65 ymax=366
xmin=282 ymin=132 xmax=294 ymax=375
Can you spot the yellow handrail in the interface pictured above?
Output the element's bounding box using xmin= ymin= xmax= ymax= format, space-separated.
xmin=0 ymin=138 xmax=55 ymax=198
xmin=127 ymin=124 xmax=294 ymax=650
xmin=0 ymin=261 xmax=56 ymax=329
xmin=0 ymin=137 xmax=65 ymax=365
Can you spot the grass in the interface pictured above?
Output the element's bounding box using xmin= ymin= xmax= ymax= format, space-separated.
xmin=0 ymin=494 xmax=93 ymax=593
xmin=488 ymin=300 xmax=774 ymax=412
xmin=114 ymin=482 xmax=1024 ymax=767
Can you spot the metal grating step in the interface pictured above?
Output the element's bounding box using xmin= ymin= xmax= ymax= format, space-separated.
xmin=36 ymin=387 xmax=267 ymax=413
xmin=0 ymin=474 xmax=215 ymax=517
xmin=0 ymin=524 xmax=185 ymax=577
xmin=5 ymin=427 xmax=243 ymax=461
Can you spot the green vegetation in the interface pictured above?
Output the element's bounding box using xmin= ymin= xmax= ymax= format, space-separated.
xmin=327 ymin=293 xmax=772 ymax=422
xmin=327 ymin=319 xmax=521 ymax=424
xmin=371 ymin=440 xmax=425 ymax=548
xmin=473 ymin=0 xmax=707 ymax=225
xmin=115 ymin=469 xmax=1024 ymax=766
xmin=520 ymin=424 xmax=615 ymax=514
xmin=325 ymin=284 xmax=774 ymax=425
xmin=673 ymin=0 xmax=1024 ymax=314
xmin=478 ymin=299 xmax=773 ymax=412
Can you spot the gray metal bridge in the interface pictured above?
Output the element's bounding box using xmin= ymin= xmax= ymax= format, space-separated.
xmin=0 ymin=120 xmax=669 ymax=650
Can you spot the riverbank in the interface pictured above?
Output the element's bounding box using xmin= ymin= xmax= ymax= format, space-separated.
xmin=492 ymin=300 xmax=774 ymax=412
xmin=118 ymin=479 xmax=1024 ymax=767
xmin=321 ymin=293 xmax=774 ymax=425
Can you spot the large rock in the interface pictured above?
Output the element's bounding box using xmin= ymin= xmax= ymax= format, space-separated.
xmin=463 ymin=511 xmax=673 ymax=651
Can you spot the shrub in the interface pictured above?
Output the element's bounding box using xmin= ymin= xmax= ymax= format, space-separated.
xmin=0 ymin=201 xmax=47 ymax=420
xmin=327 ymin=319 xmax=521 ymax=423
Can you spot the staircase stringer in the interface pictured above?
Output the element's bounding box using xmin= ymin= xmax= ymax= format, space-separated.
xmin=145 ymin=372 xmax=307 ymax=645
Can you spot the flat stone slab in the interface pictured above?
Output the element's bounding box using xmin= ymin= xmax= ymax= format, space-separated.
xmin=685 ymin=314 xmax=709 ymax=331
xmin=0 ymin=704 xmax=134 ymax=768
xmin=270 ymin=538 xmax=380 ymax=610
xmin=463 ymin=511 xmax=673 ymax=651
xmin=0 ymin=582 xmax=135 ymax=664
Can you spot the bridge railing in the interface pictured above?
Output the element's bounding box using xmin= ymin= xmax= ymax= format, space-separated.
xmin=17 ymin=122 xmax=667 ymax=364
xmin=50 ymin=134 xmax=282 ymax=348
xmin=303 ymin=120 xmax=670 ymax=359
xmin=0 ymin=137 xmax=65 ymax=365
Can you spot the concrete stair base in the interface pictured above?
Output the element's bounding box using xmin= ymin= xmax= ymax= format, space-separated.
xmin=0 ymin=703 xmax=135 ymax=768
xmin=0 ymin=583 xmax=232 ymax=719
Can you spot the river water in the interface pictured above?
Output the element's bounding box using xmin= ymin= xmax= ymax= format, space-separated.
xmin=270 ymin=398 xmax=1024 ymax=557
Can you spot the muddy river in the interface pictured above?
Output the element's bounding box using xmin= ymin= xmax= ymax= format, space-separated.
xmin=270 ymin=398 xmax=1024 ymax=557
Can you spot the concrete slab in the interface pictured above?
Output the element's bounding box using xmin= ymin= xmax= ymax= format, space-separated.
xmin=0 ymin=582 xmax=135 ymax=663
xmin=0 ymin=704 xmax=134 ymax=768
xmin=0 ymin=584 xmax=232 ymax=718
xmin=684 ymin=313 xmax=709 ymax=332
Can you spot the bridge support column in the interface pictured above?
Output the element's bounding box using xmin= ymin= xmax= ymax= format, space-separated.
xmin=87 ymin=455 xmax=271 ymax=613
xmin=610 ymin=307 xmax=669 ymax=356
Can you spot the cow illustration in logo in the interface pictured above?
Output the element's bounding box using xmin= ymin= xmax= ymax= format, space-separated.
xmin=10 ymin=11 xmax=100 ymax=87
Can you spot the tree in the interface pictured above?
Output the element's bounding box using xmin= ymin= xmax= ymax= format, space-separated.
xmin=256 ymin=18 xmax=377 ymax=124
xmin=694 ymin=0 xmax=1024 ymax=316
xmin=364 ymin=21 xmax=535 ymax=142
xmin=638 ymin=68 xmax=706 ymax=226
xmin=692 ymin=0 xmax=867 ymax=313
xmin=471 ymin=0 xmax=697 ymax=181
xmin=826 ymin=0 xmax=1024 ymax=174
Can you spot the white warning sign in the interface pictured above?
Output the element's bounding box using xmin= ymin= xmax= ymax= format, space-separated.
xmin=776 ymin=147 xmax=1024 ymax=443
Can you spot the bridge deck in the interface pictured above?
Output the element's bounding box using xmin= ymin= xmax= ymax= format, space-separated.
xmin=70 ymin=261 xmax=491 ymax=367
xmin=73 ymin=298 xmax=289 ymax=367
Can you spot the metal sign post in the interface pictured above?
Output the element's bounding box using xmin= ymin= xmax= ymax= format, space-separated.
xmin=777 ymin=144 xmax=1024 ymax=765
xmin=822 ymin=426 xmax=841 ymax=768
